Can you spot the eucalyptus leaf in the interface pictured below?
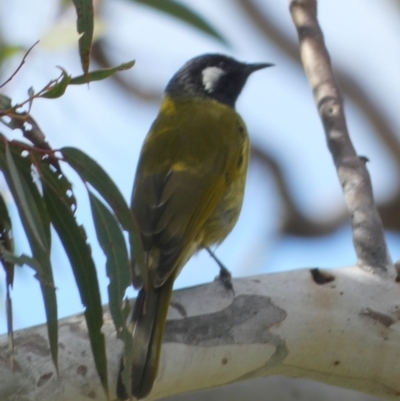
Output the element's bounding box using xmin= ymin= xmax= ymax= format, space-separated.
xmin=5 ymin=286 xmax=13 ymax=365
xmin=89 ymin=191 xmax=130 ymax=331
xmin=12 ymin=147 xmax=52 ymax=247
xmin=120 ymin=300 xmax=133 ymax=399
xmin=72 ymin=0 xmax=94 ymax=76
xmin=0 ymin=246 xmax=45 ymax=276
xmin=133 ymin=0 xmax=228 ymax=45
xmin=41 ymin=165 xmax=109 ymax=398
xmin=0 ymin=193 xmax=14 ymax=286
xmin=69 ymin=61 xmax=135 ymax=85
xmin=61 ymin=146 xmax=146 ymax=285
xmin=5 ymin=144 xmax=47 ymax=250
xmin=0 ymin=140 xmax=58 ymax=371
xmin=40 ymin=69 xmax=71 ymax=99
xmin=0 ymin=195 xmax=15 ymax=361
xmin=0 ymin=94 xmax=12 ymax=111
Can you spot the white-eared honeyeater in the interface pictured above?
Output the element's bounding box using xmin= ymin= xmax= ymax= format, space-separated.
xmin=116 ymin=54 xmax=272 ymax=399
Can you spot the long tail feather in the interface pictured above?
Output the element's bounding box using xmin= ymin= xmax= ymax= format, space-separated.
xmin=117 ymin=275 xmax=175 ymax=399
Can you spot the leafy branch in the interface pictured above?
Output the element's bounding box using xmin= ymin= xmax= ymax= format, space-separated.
xmin=0 ymin=60 xmax=135 ymax=119
xmin=0 ymin=39 xmax=137 ymax=397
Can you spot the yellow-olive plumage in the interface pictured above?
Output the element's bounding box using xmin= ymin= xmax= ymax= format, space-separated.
xmin=117 ymin=54 xmax=272 ymax=400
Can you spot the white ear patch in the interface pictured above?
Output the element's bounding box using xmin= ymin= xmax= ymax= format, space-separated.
xmin=201 ymin=66 xmax=226 ymax=92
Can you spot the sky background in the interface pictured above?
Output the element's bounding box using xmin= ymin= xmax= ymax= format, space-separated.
xmin=0 ymin=0 xmax=399 ymax=333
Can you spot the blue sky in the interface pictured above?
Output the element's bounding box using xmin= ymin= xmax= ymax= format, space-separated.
xmin=0 ymin=0 xmax=399 ymax=333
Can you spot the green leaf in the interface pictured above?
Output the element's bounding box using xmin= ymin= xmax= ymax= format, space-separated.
xmin=0 ymin=94 xmax=12 ymax=111
xmin=72 ymin=0 xmax=94 ymax=76
xmin=0 ymin=193 xmax=14 ymax=286
xmin=89 ymin=191 xmax=132 ymax=396
xmin=0 ymin=247 xmax=46 ymax=277
xmin=0 ymin=247 xmax=58 ymax=293
xmin=0 ymin=245 xmax=59 ymax=367
xmin=69 ymin=60 xmax=135 ymax=85
xmin=41 ymin=165 xmax=109 ymax=398
xmin=5 ymin=285 xmax=14 ymax=366
xmin=0 ymin=192 xmax=12 ymax=230
xmin=120 ymin=300 xmax=132 ymax=398
xmin=0 ymin=140 xmax=58 ymax=372
xmin=0 ymin=140 xmax=51 ymax=248
xmin=89 ymin=191 xmax=130 ymax=330
xmin=0 ymin=195 xmax=15 ymax=362
xmin=4 ymin=144 xmax=47 ymax=251
xmin=133 ymin=0 xmax=228 ymax=45
xmin=40 ymin=69 xmax=71 ymax=99
xmin=61 ymin=147 xmax=146 ymax=286
xmin=11 ymin=145 xmax=52 ymax=247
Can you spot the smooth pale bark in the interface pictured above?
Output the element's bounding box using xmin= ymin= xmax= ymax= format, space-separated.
xmin=289 ymin=0 xmax=391 ymax=275
xmin=0 ymin=266 xmax=399 ymax=401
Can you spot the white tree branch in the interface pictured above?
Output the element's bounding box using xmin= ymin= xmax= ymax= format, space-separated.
xmin=289 ymin=0 xmax=393 ymax=274
xmin=1 ymin=267 xmax=399 ymax=401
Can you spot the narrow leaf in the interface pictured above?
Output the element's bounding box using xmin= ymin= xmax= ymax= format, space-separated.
xmin=5 ymin=144 xmax=47 ymax=250
xmin=0 ymin=94 xmax=12 ymax=111
xmin=61 ymin=147 xmax=146 ymax=285
xmin=0 ymin=193 xmax=14 ymax=287
xmin=40 ymin=69 xmax=71 ymax=99
xmin=41 ymin=165 xmax=109 ymax=397
xmin=0 ymin=140 xmax=51 ymax=247
xmin=0 ymin=247 xmax=46 ymax=278
xmin=5 ymin=286 xmax=14 ymax=369
xmin=120 ymin=300 xmax=132 ymax=398
xmin=0 ymin=195 xmax=15 ymax=365
xmin=72 ymin=0 xmax=94 ymax=76
xmin=69 ymin=60 xmax=135 ymax=85
xmin=0 ymin=141 xmax=58 ymax=371
xmin=11 ymin=145 xmax=52 ymax=247
xmin=134 ymin=0 xmax=228 ymax=45
xmin=89 ymin=191 xmax=130 ymax=330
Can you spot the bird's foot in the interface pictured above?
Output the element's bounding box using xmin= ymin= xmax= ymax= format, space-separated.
xmin=206 ymin=247 xmax=235 ymax=295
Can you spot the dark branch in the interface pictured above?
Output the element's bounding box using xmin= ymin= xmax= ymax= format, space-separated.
xmin=0 ymin=41 xmax=39 ymax=89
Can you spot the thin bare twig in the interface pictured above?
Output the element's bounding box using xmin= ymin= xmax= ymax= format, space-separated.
xmin=288 ymin=0 xmax=392 ymax=274
xmin=0 ymin=71 xmax=64 ymax=119
xmin=0 ymin=41 xmax=39 ymax=89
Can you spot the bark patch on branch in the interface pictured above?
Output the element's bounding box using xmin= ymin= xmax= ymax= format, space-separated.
xmin=360 ymin=308 xmax=395 ymax=328
xmin=37 ymin=372 xmax=53 ymax=388
xmin=165 ymin=295 xmax=286 ymax=346
xmin=310 ymin=268 xmax=335 ymax=285
xmin=13 ymin=333 xmax=51 ymax=357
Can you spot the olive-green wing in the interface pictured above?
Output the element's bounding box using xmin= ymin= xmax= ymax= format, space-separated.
xmin=132 ymin=108 xmax=243 ymax=287
xmin=132 ymin=160 xmax=227 ymax=287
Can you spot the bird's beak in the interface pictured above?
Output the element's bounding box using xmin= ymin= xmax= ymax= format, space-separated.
xmin=245 ymin=63 xmax=275 ymax=74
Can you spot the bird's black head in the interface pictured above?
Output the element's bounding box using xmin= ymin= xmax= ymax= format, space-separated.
xmin=165 ymin=54 xmax=273 ymax=108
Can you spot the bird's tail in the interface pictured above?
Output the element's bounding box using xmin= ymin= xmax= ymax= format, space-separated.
xmin=116 ymin=274 xmax=175 ymax=400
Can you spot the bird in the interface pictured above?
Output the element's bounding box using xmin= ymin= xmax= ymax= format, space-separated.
xmin=116 ymin=54 xmax=273 ymax=400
